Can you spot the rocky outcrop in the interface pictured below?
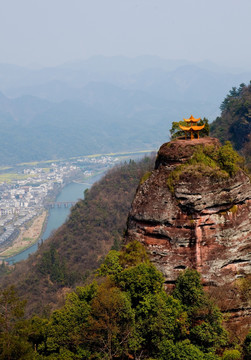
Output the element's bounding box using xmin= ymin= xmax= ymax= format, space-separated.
xmin=126 ymin=137 xmax=251 ymax=336
xmin=126 ymin=138 xmax=251 ymax=338
xmin=126 ymin=137 xmax=251 ymax=335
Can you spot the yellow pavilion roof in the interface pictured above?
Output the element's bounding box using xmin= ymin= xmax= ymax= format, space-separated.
xmin=179 ymin=123 xmax=205 ymax=131
xmin=183 ymin=115 xmax=201 ymax=123
xmin=191 ymin=124 xmax=205 ymax=131
xmin=179 ymin=125 xmax=191 ymax=131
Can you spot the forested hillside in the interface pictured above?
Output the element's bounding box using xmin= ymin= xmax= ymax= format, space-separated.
xmin=1 ymin=243 xmax=250 ymax=359
xmin=210 ymin=82 xmax=251 ymax=168
xmin=0 ymin=156 xmax=155 ymax=315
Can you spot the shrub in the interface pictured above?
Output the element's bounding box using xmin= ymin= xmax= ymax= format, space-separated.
xmin=217 ymin=141 xmax=243 ymax=176
xmin=222 ymin=349 xmax=242 ymax=360
xmin=166 ymin=142 xmax=243 ymax=193
xmin=140 ymin=171 xmax=152 ymax=184
xmin=243 ymin=329 xmax=251 ymax=360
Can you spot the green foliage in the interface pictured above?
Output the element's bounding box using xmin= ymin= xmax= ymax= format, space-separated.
xmin=220 ymin=84 xmax=245 ymax=112
xmin=158 ymin=339 xmax=219 ymax=360
xmin=116 ymin=263 xmax=164 ymax=307
xmin=211 ymin=82 xmax=251 ymax=170
xmin=190 ymin=316 xmax=228 ymax=353
xmin=173 ymin=269 xmax=204 ymax=310
xmin=243 ymin=329 xmax=251 ymax=360
xmin=173 ymin=270 xmax=228 ymax=353
xmin=140 ymin=171 xmax=152 ymax=184
xmin=222 ymin=349 xmax=242 ymax=360
xmin=97 ymin=244 xmax=188 ymax=357
xmin=218 ymin=141 xmax=243 ymax=176
xmin=0 ymin=250 xmax=241 ymax=359
xmin=191 ymin=146 xmax=216 ymax=167
xmin=97 ymin=250 xmax=122 ymax=277
xmin=170 ymin=121 xmax=186 ymax=139
xmin=85 ymin=279 xmax=135 ymax=359
xmin=27 ymin=316 xmax=49 ymax=357
xmin=37 ymin=245 xmax=68 ymax=286
xmin=98 ymin=241 xmax=150 ymax=278
xmin=36 ymin=283 xmax=97 ymax=357
xmin=166 ymin=142 xmax=243 ymax=193
xmin=119 ymin=240 xmax=150 ymax=268
xmin=0 ymin=286 xmax=33 ymax=360
xmin=200 ymin=118 xmax=210 ymax=137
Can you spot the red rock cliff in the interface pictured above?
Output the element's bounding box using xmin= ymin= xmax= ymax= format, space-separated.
xmin=126 ymin=137 xmax=251 ymax=336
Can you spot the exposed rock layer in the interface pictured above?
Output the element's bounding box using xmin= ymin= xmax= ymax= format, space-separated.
xmin=126 ymin=137 xmax=251 ymax=334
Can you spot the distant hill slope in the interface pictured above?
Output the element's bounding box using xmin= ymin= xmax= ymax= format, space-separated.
xmin=210 ymin=82 xmax=251 ymax=168
xmin=0 ymin=156 xmax=155 ymax=315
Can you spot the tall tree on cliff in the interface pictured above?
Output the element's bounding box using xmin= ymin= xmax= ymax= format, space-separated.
xmin=210 ymin=82 xmax=251 ymax=168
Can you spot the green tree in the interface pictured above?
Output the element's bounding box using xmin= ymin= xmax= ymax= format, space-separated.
xmin=85 ymin=279 xmax=135 ymax=360
xmin=173 ymin=270 xmax=228 ymax=353
xmin=119 ymin=240 xmax=150 ymax=268
xmin=217 ymin=141 xmax=243 ymax=175
xmin=97 ymin=245 xmax=188 ymax=359
xmin=0 ymin=286 xmax=33 ymax=360
xmin=173 ymin=269 xmax=204 ymax=311
xmin=37 ymin=283 xmax=97 ymax=358
xmin=97 ymin=250 xmax=122 ymax=277
xmin=116 ymin=263 xmax=164 ymax=307
xmin=38 ymin=245 xmax=67 ymax=285
xmin=158 ymin=339 xmax=219 ymax=360
xmin=170 ymin=121 xmax=186 ymax=139
xmin=24 ymin=246 xmax=231 ymax=359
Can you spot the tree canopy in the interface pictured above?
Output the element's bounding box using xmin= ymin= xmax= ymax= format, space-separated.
xmin=0 ymin=242 xmax=248 ymax=359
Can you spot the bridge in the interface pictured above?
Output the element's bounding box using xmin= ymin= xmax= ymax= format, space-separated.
xmin=45 ymin=201 xmax=77 ymax=208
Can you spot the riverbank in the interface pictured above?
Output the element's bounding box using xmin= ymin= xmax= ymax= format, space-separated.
xmin=4 ymin=174 xmax=104 ymax=263
xmin=0 ymin=211 xmax=47 ymax=259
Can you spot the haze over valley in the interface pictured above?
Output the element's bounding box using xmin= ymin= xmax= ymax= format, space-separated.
xmin=0 ymin=55 xmax=251 ymax=165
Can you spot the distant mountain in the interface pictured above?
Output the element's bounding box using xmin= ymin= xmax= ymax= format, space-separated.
xmin=0 ymin=56 xmax=250 ymax=165
xmin=0 ymin=86 xmax=218 ymax=165
xmin=125 ymin=65 xmax=251 ymax=104
xmin=3 ymin=56 xmax=251 ymax=102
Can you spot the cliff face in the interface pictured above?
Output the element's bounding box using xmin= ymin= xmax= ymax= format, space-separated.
xmin=126 ymin=137 xmax=251 ymax=335
xmin=127 ymin=137 xmax=251 ymax=284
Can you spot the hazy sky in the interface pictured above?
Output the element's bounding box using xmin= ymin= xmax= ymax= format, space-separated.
xmin=1 ymin=0 xmax=251 ymax=69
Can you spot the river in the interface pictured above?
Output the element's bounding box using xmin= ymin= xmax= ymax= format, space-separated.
xmin=7 ymin=173 xmax=103 ymax=264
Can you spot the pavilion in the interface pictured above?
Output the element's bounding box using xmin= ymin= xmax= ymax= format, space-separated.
xmin=179 ymin=115 xmax=205 ymax=139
